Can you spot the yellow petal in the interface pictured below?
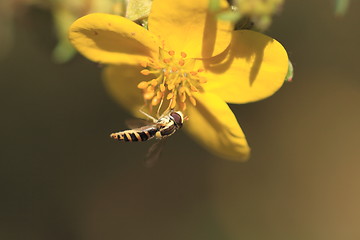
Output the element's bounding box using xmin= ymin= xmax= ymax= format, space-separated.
xmin=185 ymin=92 xmax=250 ymax=161
xmin=103 ymin=65 xmax=150 ymax=117
xmin=201 ymin=30 xmax=288 ymax=103
xmin=148 ymin=0 xmax=232 ymax=59
xmin=69 ymin=13 xmax=159 ymax=65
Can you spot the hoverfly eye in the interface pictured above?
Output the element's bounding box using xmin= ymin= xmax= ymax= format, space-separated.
xmin=170 ymin=112 xmax=183 ymax=127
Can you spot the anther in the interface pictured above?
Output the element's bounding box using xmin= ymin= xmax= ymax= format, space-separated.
xmin=163 ymin=58 xmax=171 ymax=64
xmin=178 ymin=59 xmax=185 ymax=66
xmin=159 ymin=84 xmax=166 ymax=92
xmin=189 ymin=96 xmax=197 ymax=106
xmin=175 ymin=78 xmax=182 ymax=84
xmin=156 ymin=91 xmax=163 ymax=98
xmin=190 ymin=71 xmax=197 ymax=76
xmin=166 ymin=92 xmax=174 ymax=100
xmin=140 ymin=61 xmax=148 ymax=68
xmin=199 ymin=77 xmax=207 ymax=83
xmin=168 ymin=50 xmax=175 ymax=56
xmin=181 ymin=52 xmax=187 ymax=58
xmin=144 ymin=91 xmax=154 ymax=100
xmin=151 ymin=97 xmax=160 ymax=106
xmin=140 ymin=69 xmax=151 ymax=75
xmin=170 ymin=99 xmax=177 ymax=109
xmin=190 ymin=85 xmax=199 ymax=92
xmin=197 ymin=68 xmax=204 ymax=72
xmin=179 ymin=87 xmax=186 ymax=94
xmin=147 ymin=85 xmax=154 ymax=92
xmin=179 ymin=102 xmax=187 ymax=111
xmin=137 ymin=81 xmax=148 ymax=89
xmin=168 ymin=84 xmax=175 ymax=90
xmin=171 ymin=66 xmax=178 ymax=72
xmin=180 ymin=93 xmax=186 ymax=102
xmin=150 ymin=79 xmax=158 ymax=86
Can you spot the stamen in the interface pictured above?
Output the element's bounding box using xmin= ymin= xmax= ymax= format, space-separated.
xmin=198 ymin=77 xmax=207 ymax=83
xmin=175 ymin=78 xmax=182 ymax=85
xmin=156 ymin=91 xmax=163 ymax=98
xmin=166 ymin=92 xmax=174 ymax=100
xmin=179 ymin=102 xmax=186 ymax=111
xmin=168 ymin=83 xmax=175 ymax=90
xmin=140 ymin=61 xmax=148 ymax=68
xmin=137 ymin=81 xmax=148 ymax=89
xmin=190 ymin=85 xmax=199 ymax=92
xmin=139 ymin=49 xmax=206 ymax=112
xmin=151 ymin=97 xmax=160 ymax=106
xmin=140 ymin=69 xmax=151 ymax=75
xmin=170 ymin=99 xmax=177 ymax=109
xmin=147 ymin=85 xmax=154 ymax=92
xmin=189 ymin=96 xmax=197 ymax=106
xmin=159 ymin=84 xmax=166 ymax=92
xmin=150 ymin=79 xmax=158 ymax=86
xmin=144 ymin=91 xmax=154 ymax=100
xmin=180 ymin=93 xmax=186 ymax=102
xmin=179 ymin=87 xmax=186 ymax=94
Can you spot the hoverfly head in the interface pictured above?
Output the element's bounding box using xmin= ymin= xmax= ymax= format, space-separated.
xmin=170 ymin=111 xmax=184 ymax=128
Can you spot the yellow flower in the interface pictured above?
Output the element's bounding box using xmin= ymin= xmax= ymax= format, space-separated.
xmin=68 ymin=0 xmax=288 ymax=161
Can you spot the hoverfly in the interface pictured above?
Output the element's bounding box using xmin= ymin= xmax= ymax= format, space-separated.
xmin=110 ymin=110 xmax=185 ymax=167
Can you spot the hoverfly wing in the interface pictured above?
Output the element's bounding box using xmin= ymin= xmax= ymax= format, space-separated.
xmin=125 ymin=118 xmax=153 ymax=129
xmin=144 ymin=139 xmax=167 ymax=168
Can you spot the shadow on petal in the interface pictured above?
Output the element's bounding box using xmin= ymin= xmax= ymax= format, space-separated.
xmin=202 ymin=11 xmax=218 ymax=58
xmin=185 ymin=92 xmax=250 ymax=161
xmin=103 ymin=65 xmax=155 ymax=117
xmin=203 ymin=30 xmax=273 ymax=86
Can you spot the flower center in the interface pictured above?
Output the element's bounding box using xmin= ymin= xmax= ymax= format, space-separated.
xmin=137 ymin=49 xmax=206 ymax=112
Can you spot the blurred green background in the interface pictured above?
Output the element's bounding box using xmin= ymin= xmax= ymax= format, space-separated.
xmin=1 ymin=1 xmax=360 ymax=240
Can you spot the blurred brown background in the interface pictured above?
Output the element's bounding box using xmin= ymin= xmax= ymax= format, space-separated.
xmin=1 ymin=1 xmax=360 ymax=240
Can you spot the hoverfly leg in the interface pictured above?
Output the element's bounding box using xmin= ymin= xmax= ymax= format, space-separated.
xmin=139 ymin=109 xmax=158 ymax=123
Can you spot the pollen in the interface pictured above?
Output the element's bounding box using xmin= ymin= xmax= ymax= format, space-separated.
xmin=178 ymin=59 xmax=185 ymax=66
xmin=159 ymin=84 xmax=166 ymax=92
xmin=137 ymin=48 xmax=207 ymax=112
xmin=137 ymin=81 xmax=148 ymax=89
xmin=150 ymin=79 xmax=158 ymax=86
xmin=140 ymin=69 xmax=151 ymax=75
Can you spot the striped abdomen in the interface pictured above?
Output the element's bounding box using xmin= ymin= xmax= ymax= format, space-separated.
xmin=110 ymin=127 xmax=157 ymax=142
